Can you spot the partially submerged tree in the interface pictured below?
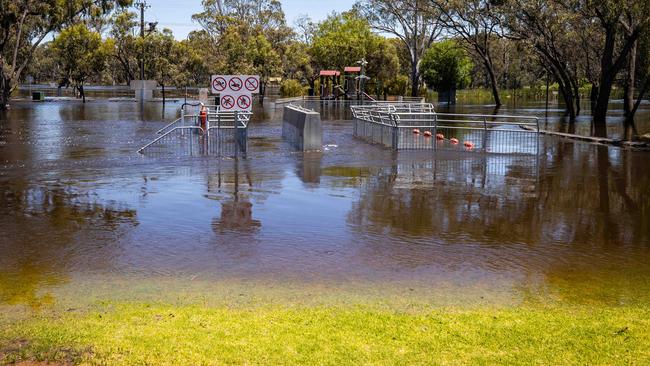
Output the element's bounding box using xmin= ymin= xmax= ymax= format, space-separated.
xmin=0 ymin=0 xmax=131 ymax=109
xmin=52 ymin=23 xmax=108 ymax=102
xmin=506 ymin=0 xmax=583 ymax=121
xmin=434 ymin=0 xmax=506 ymax=107
xmin=420 ymin=39 xmax=472 ymax=104
xmin=582 ymin=0 xmax=650 ymax=131
xmin=356 ymin=0 xmax=442 ymax=97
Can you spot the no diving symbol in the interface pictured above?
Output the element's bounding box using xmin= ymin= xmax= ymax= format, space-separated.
xmin=229 ymin=77 xmax=243 ymax=92
xmin=237 ymin=95 xmax=251 ymax=110
xmin=212 ymin=77 xmax=227 ymax=92
xmin=221 ymin=95 xmax=235 ymax=109
xmin=245 ymin=77 xmax=259 ymax=92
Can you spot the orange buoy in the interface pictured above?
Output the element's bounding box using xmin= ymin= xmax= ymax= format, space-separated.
xmin=464 ymin=141 xmax=475 ymax=149
xmin=435 ymin=133 xmax=445 ymax=140
xmin=450 ymin=138 xmax=459 ymax=145
xmin=423 ymin=131 xmax=432 ymax=137
xmin=413 ymin=129 xmax=421 ymax=135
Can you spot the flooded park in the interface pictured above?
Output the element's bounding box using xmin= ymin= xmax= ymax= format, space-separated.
xmin=2 ymin=94 xmax=649 ymax=311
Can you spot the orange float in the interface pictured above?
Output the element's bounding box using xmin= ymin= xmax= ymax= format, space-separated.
xmin=423 ymin=131 xmax=432 ymax=137
xmin=435 ymin=133 xmax=445 ymax=140
xmin=413 ymin=129 xmax=421 ymax=135
xmin=464 ymin=141 xmax=475 ymax=149
xmin=450 ymin=138 xmax=459 ymax=145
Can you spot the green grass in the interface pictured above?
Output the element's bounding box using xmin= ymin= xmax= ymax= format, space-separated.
xmin=1 ymin=302 xmax=649 ymax=365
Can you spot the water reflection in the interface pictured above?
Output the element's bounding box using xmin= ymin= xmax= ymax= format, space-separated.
xmin=345 ymin=143 xmax=649 ymax=303
xmin=1 ymin=99 xmax=649 ymax=306
xmin=0 ymin=180 xmax=138 ymax=307
xmin=294 ymin=152 xmax=323 ymax=185
xmin=209 ymin=159 xmax=262 ymax=233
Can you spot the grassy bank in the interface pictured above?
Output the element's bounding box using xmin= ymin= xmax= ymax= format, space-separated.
xmin=1 ymin=302 xmax=649 ymax=365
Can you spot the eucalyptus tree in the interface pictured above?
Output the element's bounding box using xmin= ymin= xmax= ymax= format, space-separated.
xmin=192 ymin=0 xmax=291 ymax=102
xmin=309 ymin=11 xmax=399 ymax=95
xmin=581 ymin=0 xmax=650 ymax=128
xmin=420 ymin=40 xmax=473 ymax=104
xmin=355 ymin=0 xmax=442 ymax=97
xmin=0 ymin=0 xmax=132 ymax=109
xmin=107 ymin=9 xmax=139 ymax=84
xmin=433 ymin=0 xmax=507 ymax=107
xmin=52 ymin=23 xmax=109 ymax=103
xmin=506 ymin=0 xmax=583 ymax=121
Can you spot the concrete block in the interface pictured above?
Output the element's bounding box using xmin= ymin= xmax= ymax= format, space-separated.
xmin=282 ymin=105 xmax=322 ymax=151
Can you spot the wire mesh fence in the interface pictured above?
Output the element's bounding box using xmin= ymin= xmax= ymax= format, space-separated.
xmin=350 ymin=104 xmax=540 ymax=155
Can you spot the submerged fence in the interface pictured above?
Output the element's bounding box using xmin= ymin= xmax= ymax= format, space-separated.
xmin=138 ymin=104 xmax=251 ymax=157
xmin=351 ymin=104 xmax=540 ymax=155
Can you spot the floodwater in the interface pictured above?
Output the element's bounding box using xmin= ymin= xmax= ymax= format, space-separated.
xmin=1 ymin=97 xmax=649 ymax=309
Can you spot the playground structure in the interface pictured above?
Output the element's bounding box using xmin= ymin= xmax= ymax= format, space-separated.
xmin=318 ymin=62 xmax=372 ymax=101
xmin=350 ymin=103 xmax=540 ymax=155
xmin=138 ymin=103 xmax=251 ymax=156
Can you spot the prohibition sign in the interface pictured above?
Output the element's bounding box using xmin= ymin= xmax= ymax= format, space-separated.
xmin=245 ymin=77 xmax=259 ymax=92
xmin=221 ymin=95 xmax=235 ymax=109
xmin=237 ymin=94 xmax=252 ymax=110
xmin=212 ymin=77 xmax=227 ymax=92
xmin=229 ymin=77 xmax=243 ymax=91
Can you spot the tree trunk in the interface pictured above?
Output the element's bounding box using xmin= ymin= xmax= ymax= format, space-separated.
xmin=623 ymin=39 xmax=637 ymax=120
xmin=590 ymin=83 xmax=599 ymax=106
xmin=555 ymin=76 xmax=576 ymax=121
xmin=259 ymin=81 xmax=266 ymax=105
xmin=80 ymin=85 xmax=86 ymax=103
xmin=0 ymin=71 xmax=12 ymax=111
xmin=484 ymin=58 xmax=501 ymax=107
xmin=410 ymin=57 xmax=419 ymax=97
xmin=162 ymin=83 xmax=166 ymax=105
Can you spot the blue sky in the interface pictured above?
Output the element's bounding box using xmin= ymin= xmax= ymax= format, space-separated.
xmin=144 ymin=0 xmax=355 ymax=39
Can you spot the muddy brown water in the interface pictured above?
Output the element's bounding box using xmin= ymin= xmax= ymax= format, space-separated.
xmin=1 ymin=98 xmax=649 ymax=308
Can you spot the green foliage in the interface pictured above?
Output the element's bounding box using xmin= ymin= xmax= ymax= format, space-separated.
xmin=309 ymin=11 xmax=400 ymax=92
xmin=384 ymin=74 xmax=409 ymax=96
xmin=51 ymin=23 xmax=108 ymax=100
xmin=310 ymin=11 xmax=377 ymax=71
xmin=0 ymin=0 xmax=131 ymax=107
xmin=279 ymin=79 xmax=306 ymax=97
xmin=420 ymin=40 xmax=472 ymax=92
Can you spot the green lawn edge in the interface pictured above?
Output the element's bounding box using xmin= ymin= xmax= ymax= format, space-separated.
xmin=1 ymin=303 xmax=649 ymax=365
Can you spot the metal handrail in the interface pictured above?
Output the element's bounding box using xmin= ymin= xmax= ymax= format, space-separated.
xmin=287 ymin=104 xmax=316 ymax=113
xmin=138 ymin=126 xmax=204 ymax=154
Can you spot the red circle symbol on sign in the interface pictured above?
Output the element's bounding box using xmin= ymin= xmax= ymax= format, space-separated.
xmin=212 ymin=77 xmax=227 ymax=92
xmin=229 ymin=77 xmax=243 ymax=91
xmin=221 ymin=95 xmax=235 ymax=109
xmin=245 ymin=77 xmax=259 ymax=92
xmin=237 ymin=95 xmax=251 ymax=109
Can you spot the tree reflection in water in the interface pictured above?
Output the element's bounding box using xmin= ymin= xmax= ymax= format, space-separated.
xmin=0 ymin=180 xmax=138 ymax=308
xmin=346 ymin=144 xmax=650 ymax=303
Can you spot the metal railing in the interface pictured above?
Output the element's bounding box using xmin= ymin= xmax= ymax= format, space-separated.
xmin=137 ymin=126 xmax=205 ymax=154
xmin=205 ymin=110 xmax=251 ymax=155
xmin=138 ymin=105 xmax=252 ymax=156
xmin=351 ymin=104 xmax=540 ymax=155
xmin=274 ymin=95 xmax=426 ymax=108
